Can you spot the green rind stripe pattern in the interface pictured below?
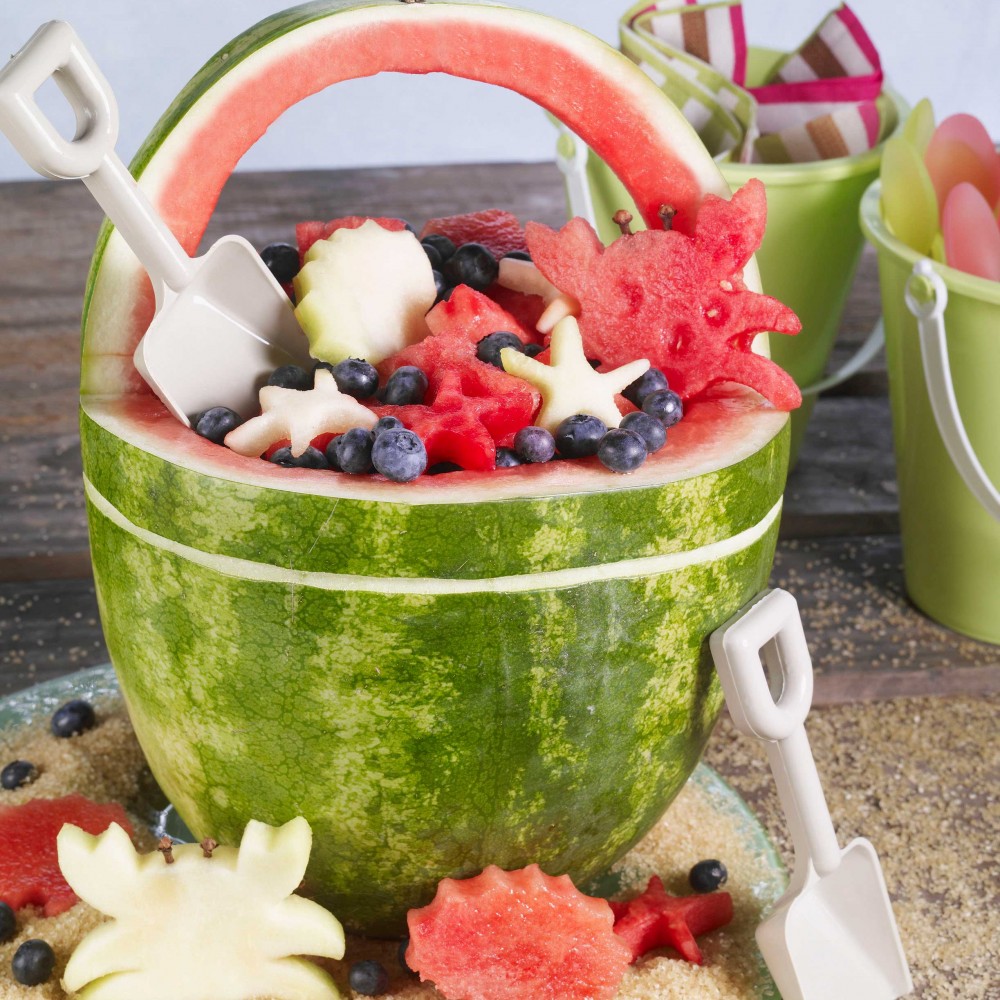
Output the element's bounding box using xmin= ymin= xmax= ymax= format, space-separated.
xmin=88 ymin=488 xmax=779 ymax=936
xmin=80 ymin=410 xmax=788 ymax=579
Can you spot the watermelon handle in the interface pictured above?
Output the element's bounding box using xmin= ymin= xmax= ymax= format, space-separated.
xmin=0 ymin=21 xmax=194 ymax=296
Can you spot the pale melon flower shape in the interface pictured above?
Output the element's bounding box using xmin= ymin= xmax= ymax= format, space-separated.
xmin=58 ymin=817 xmax=345 ymax=1000
xmin=497 ymin=257 xmax=581 ymax=333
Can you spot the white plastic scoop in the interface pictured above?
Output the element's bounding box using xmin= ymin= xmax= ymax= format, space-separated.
xmin=710 ymin=589 xmax=912 ymax=1000
xmin=0 ymin=21 xmax=311 ymax=425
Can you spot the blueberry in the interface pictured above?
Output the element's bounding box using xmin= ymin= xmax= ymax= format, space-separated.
xmin=421 ymin=234 xmax=456 ymax=263
xmin=194 ymin=406 xmax=243 ymax=445
xmin=621 ymin=411 xmax=667 ymax=453
xmin=442 ymin=243 xmax=498 ymax=292
xmin=268 ymin=446 xmax=329 ymax=470
xmin=380 ymin=366 xmax=428 ymax=406
xmin=335 ymin=427 xmax=375 ymax=474
xmin=259 ymin=242 xmax=299 ymax=284
xmin=1 ymin=760 xmax=38 ymax=790
xmin=523 ymin=343 xmax=545 ymax=358
xmin=495 ymin=447 xmax=522 ymax=468
xmin=373 ymin=416 xmax=404 ymax=437
xmin=0 ymin=902 xmax=15 ymax=944
xmin=421 ymin=241 xmax=443 ymax=270
xmin=432 ymin=269 xmax=450 ymax=301
xmin=642 ymin=388 xmax=684 ymax=428
xmin=348 ymin=959 xmax=390 ymax=996
xmin=398 ymin=935 xmax=414 ymax=974
xmin=51 ymin=699 xmax=96 ymax=739
xmin=598 ymin=428 xmax=647 ymax=473
xmin=502 ymin=249 xmax=532 ymax=262
xmin=11 ymin=939 xmax=55 ymax=986
xmin=623 ymin=367 xmax=670 ymax=407
xmin=371 ymin=429 xmax=427 ymax=482
xmin=514 ymin=426 xmax=556 ymax=464
xmin=324 ymin=439 xmax=342 ymax=472
xmin=554 ymin=414 xmax=607 ymax=459
xmin=267 ymin=364 xmax=312 ymax=391
xmin=689 ymin=859 xmax=728 ymax=893
xmin=476 ymin=330 xmax=523 ymax=369
xmin=331 ymin=358 xmax=379 ymax=399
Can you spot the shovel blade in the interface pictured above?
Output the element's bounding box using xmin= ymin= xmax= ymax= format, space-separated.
xmin=134 ymin=236 xmax=311 ymax=425
xmin=757 ymin=839 xmax=912 ymax=1000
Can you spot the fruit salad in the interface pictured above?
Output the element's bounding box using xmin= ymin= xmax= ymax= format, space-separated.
xmin=189 ymin=196 xmax=800 ymax=483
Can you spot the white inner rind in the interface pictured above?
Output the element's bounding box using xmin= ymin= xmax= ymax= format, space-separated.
xmin=86 ymin=476 xmax=782 ymax=593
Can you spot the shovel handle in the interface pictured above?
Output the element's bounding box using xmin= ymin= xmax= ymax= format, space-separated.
xmin=711 ymin=589 xmax=843 ymax=878
xmin=0 ymin=21 xmax=194 ymax=296
xmin=0 ymin=21 xmax=117 ymax=179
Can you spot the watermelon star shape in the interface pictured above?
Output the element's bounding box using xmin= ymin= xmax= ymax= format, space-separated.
xmin=224 ymin=368 xmax=376 ymax=458
xmin=500 ymin=315 xmax=649 ymax=432
xmin=610 ymin=874 xmax=734 ymax=965
xmin=57 ymin=816 xmax=346 ymax=1000
xmin=524 ymin=178 xmax=802 ymax=409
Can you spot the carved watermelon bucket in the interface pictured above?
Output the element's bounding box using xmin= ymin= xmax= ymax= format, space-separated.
xmin=78 ymin=0 xmax=790 ymax=935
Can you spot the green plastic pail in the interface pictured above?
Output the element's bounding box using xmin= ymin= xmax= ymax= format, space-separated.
xmin=567 ymin=49 xmax=903 ymax=462
xmin=860 ymin=182 xmax=1000 ymax=644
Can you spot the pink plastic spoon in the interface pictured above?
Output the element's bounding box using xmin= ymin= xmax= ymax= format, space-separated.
xmin=941 ymin=182 xmax=1000 ymax=281
xmin=925 ymin=130 xmax=1000 ymax=210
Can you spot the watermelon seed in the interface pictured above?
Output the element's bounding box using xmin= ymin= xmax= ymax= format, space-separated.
xmin=658 ymin=204 xmax=677 ymax=230
xmin=158 ymin=836 xmax=176 ymax=865
xmin=200 ymin=838 xmax=218 ymax=858
xmin=612 ymin=210 xmax=633 ymax=236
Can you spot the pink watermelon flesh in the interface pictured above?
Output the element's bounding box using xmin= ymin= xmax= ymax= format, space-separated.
xmin=525 ymin=178 xmax=802 ymax=409
xmin=376 ymin=286 xmax=542 ymax=469
xmin=0 ymin=795 xmax=134 ymax=916
xmin=406 ymin=864 xmax=632 ymax=1000
xmin=419 ymin=208 xmax=528 ymax=259
xmin=296 ymin=215 xmax=409 ymax=264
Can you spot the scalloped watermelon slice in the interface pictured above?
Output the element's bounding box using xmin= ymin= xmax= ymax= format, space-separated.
xmin=376 ymin=286 xmax=541 ymax=469
xmin=0 ymin=795 xmax=134 ymax=916
xmin=525 ymin=179 xmax=802 ymax=409
xmin=419 ymin=208 xmax=528 ymax=260
xmin=406 ymin=864 xmax=631 ymax=1000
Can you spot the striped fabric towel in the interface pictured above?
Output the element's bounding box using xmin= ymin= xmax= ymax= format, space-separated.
xmin=619 ymin=1 xmax=897 ymax=163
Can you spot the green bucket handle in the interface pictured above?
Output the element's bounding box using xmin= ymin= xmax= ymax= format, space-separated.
xmin=554 ymin=125 xmax=885 ymax=395
xmin=905 ymin=259 xmax=1000 ymax=522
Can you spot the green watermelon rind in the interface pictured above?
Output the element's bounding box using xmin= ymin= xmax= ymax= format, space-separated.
xmin=86 ymin=476 xmax=781 ymax=935
xmin=81 ymin=404 xmax=787 ymax=578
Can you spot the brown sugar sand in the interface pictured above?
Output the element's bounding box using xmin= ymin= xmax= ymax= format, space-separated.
xmin=0 ymin=700 xmax=780 ymax=1000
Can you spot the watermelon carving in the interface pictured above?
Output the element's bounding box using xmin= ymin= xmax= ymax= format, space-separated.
xmin=525 ymin=179 xmax=802 ymax=409
xmin=406 ymin=865 xmax=631 ymax=1000
xmin=0 ymin=795 xmax=133 ymax=916
xmin=296 ymin=215 xmax=408 ymax=264
xmin=79 ymin=0 xmax=790 ymax=935
xmin=419 ymin=208 xmax=528 ymax=259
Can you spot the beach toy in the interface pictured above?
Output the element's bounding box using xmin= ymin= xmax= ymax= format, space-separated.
xmin=0 ymin=21 xmax=310 ymax=427
xmin=861 ymin=183 xmax=1000 ymax=642
xmin=880 ymin=134 xmax=938 ymax=256
xmin=711 ymin=588 xmax=912 ymax=1000
xmin=941 ymin=183 xmax=1000 ymax=281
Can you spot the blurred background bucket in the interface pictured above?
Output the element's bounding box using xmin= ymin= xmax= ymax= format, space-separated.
xmin=559 ymin=49 xmax=904 ymax=463
xmin=860 ymin=181 xmax=1000 ymax=644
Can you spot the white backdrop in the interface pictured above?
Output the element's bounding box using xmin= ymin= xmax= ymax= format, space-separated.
xmin=0 ymin=0 xmax=997 ymax=182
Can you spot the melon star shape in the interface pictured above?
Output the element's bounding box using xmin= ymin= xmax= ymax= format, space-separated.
xmin=57 ymin=817 xmax=346 ymax=1000
xmin=524 ymin=179 xmax=802 ymax=410
xmin=225 ymin=368 xmax=376 ymax=458
xmin=501 ymin=316 xmax=649 ymax=432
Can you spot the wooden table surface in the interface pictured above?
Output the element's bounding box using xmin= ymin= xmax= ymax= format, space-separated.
xmin=0 ymin=164 xmax=997 ymax=997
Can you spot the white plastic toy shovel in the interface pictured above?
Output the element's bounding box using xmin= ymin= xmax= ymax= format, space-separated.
xmin=0 ymin=21 xmax=311 ymax=425
xmin=710 ymin=589 xmax=912 ymax=1000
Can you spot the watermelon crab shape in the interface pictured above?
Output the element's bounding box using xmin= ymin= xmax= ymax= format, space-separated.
xmin=501 ymin=316 xmax=649 ymax=432
xmin=376 ymin=286 xmax=542 ymax=470
xmin=524 ymin=179 xmax=802 ymax=409
xmin=58 ymin=816 xmax=346 ymax=1000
